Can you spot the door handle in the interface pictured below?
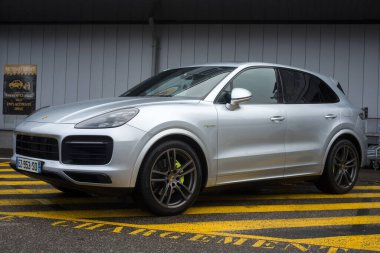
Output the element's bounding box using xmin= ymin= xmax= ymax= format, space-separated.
xmin=324 ymin=114 xmax=337 ymax=120
xmin=270 ymin=116 xmax=285 ymax=122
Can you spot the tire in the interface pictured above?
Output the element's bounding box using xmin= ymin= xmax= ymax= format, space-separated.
xmin=135 ymin=140 xmax=202 ymax=216
xmin=315 ymin=139 xmax=360 ymax=194
xmin=52 ymin=184 xmax=88 ymax=196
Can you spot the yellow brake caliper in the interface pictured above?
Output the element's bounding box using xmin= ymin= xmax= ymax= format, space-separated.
xmin=175 ymin=160 xmax=184 ymax=184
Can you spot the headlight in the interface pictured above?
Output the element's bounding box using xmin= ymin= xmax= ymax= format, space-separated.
xmin=75 ymin=108 xmax=139 ymax=129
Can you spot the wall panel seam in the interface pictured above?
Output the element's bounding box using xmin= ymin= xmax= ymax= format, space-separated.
xmin=64 ymin=26 xmax=69 ymax=103
xmin=113 ymin=24 xmax=119 ymax=97
xmin=101 ymin=25 xmax=106 ymax=97
xmin=75 ymin=25 xmax=82 ymax=102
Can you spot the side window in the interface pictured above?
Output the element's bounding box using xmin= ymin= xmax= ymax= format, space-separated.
xmin=317 ymin=78 xmax=340 ymax=102
xmin=217 ymin=68 xmax=280 ymax=104
xmin=279 ymin=68 xmax=339 ymax=104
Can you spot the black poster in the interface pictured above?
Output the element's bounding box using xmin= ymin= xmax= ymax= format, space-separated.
xmin=3 ymin=64 xmax=37 ymax=115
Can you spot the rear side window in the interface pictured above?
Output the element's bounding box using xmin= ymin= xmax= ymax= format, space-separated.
xmin=279 ymin=68 xmax=339 ymax=104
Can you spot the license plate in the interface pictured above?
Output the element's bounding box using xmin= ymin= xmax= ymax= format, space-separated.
xmin=16 ymin=157 xmax=42 ymax=173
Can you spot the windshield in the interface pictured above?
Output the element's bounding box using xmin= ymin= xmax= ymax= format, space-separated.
xmin=120 ymin=66 xmax=235 ymax=98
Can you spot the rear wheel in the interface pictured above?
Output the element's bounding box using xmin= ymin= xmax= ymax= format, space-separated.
xmin=135 ymin=140 xmax=202 ymax=216
xmin=315 ymin=139 xmax=360 ymax=194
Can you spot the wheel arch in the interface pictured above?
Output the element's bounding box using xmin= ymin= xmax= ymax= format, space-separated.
xmin=322 ymin=130 xmax=365 ymax=174
xmin=129 ymin=129 xmax=211 ymax=189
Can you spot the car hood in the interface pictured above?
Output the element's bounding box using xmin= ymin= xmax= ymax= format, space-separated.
xmin=25 ymin=97 xmax=200 ymax=124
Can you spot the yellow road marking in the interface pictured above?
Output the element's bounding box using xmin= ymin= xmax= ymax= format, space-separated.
xmin=296 ymin=234 xmax=380 ymax=252
xmin=0 ymin=174 xmax=28 ymax=179
xmin=354 ymin=185 xmax=380 ymax=190
xmin=198 ymin=192 xmax=380 ymax=202
xmin=0 ymin=181 xmax=47 ymax=186
xmin=0 ymin=188 xmax=60 ymax=195
xmin=207 ymin=231 xmax=380 ymax=253
xmin=69 ymin=218 xmax=380 ymax=252
xmin=0 ymin=201 xmax=377 ymax=218
xmin=0 ymin=197 xmax=123 ymax=206
xmin=0 ymin=162 xmax=10 ymax=166
xmin=0 ymin=211 xmax=379 ymax=252
xmin=141 ymin=215 xmax=380 ymax=233
xmin=1 ymin=184 xmax=378 ymax=199
xmin=0 ymin=209 xmax=147 ymax=219
xmin=0 ymin=169 xmax=14 ymax=172
xmin=0 ymin=211 xmax=146 ymax=228
xmin=0 ymin=212 xmax=293 ymax=249
xmin=185 ymin=202 xmax=380 ymax=215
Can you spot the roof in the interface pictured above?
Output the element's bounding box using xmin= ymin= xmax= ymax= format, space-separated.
xmin=187 ymin=62 xmax=329 ymax=80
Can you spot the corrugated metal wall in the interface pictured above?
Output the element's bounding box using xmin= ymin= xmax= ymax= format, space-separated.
xmin=1 ymin=24 xmax=380 ymax=131
xmin=157 ymin=24 xmax=380 ymax=131
xmin=0 ymin=24 xmax=153 ymax=129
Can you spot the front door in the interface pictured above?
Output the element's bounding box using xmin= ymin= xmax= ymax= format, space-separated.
xmin=215 ymin=67 xmax=286 ymax=184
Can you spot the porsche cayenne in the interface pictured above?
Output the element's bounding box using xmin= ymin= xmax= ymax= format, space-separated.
xmin=10 ymin=63 xmax=367 ymax=215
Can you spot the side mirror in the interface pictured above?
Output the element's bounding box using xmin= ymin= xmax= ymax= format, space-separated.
xmin=226 ymin=88 xmax=252 ymax=111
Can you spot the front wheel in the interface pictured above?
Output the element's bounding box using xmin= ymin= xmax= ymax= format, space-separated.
xmin=315 ymin=139 xmax=360 ymax=194
xmin=135 ymin=140 xmax=202 ymax=216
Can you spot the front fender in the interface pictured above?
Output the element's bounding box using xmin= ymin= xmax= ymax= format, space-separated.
xmin=128 ymin=128 xmax=216 ymax=188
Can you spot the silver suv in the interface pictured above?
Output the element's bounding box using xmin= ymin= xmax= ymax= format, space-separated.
xmin=11 ymin=63 xmax=367 ymax=216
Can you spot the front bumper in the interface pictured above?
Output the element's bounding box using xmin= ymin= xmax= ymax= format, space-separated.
xmin=10 ymin=121 xmax=148 ymax=189
xmin=10 ymin=164 xmax=133 ymax=195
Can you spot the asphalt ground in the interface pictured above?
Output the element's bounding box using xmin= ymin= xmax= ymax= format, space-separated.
xmin=0 ymin=161 xmax=379 ymax=253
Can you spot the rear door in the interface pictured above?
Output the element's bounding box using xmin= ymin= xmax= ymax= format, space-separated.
xmin=278 ymin=68 xmax=341 ymax=176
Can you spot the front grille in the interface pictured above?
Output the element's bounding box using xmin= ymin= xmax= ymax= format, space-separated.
xmin=62 ymin=136 xmax=113 ymax=165
xmin=16 ymin=134 xmax=59 ymax=160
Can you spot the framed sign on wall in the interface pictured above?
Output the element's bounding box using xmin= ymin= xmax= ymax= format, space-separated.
xmin=3 ymin=64 xmax=37 ymax=115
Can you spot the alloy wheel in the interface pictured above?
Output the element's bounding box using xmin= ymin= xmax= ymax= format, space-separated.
xmin=332 ymin=144 xmax=359 ymax=189
xmin=149 ymin=148 xmax=197 ymax=208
